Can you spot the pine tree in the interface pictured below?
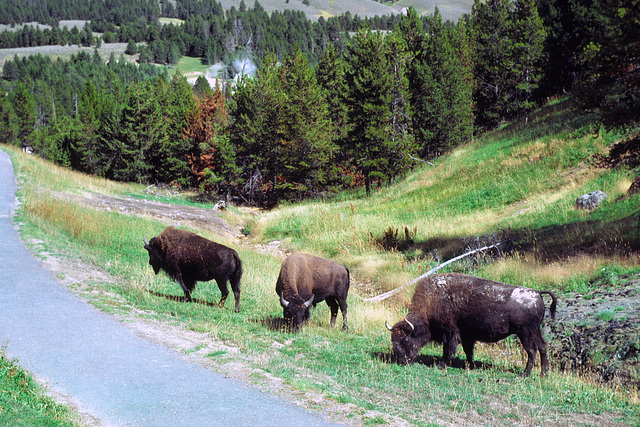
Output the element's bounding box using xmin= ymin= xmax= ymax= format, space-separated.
xmin=0 ymin=87 xmax=18 ymax=145
xmin=115 ymin=80 xmax=168 ymax=182
xmin=472 ymin=0 xmax=513 ymax=129
xmin=125 ymin=39 xmax=138 ymax=55
xmin=73 ymin=80 xmax=101 ymax=174
xmin=278 ymin=46 xmax=336 ymax=198
xmin=385 ymin=30 xmax=414 ymax=176
xmin=510 ymin=0 xmax=546 ymax=123
xmin=194 ymin=75 xmax=213 ymax=97
xmin=231 ymin=52 xmax=284 ymax=205
xmin=185 ymin=85 xmax=239 ymax=195
xmin=343 ymin=28 xmax=397 ymax=195
xmin=573 ymin=0 xmax=640 ymax=126
xmin=315 ymin=43 xmax=349 ymax=148
xmin=231 ymin=49 xmax=335 ymax=205
xmin=411 ymin=8 xmax=473 ymax=157
xmin=10 ymin=81 xmax=37 ymax=150
xmin=152 ymin=72 xmax=198 ymax=184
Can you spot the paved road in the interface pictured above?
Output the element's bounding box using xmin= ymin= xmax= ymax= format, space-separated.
xmin=0 ymin=150 xmax=338 ymax=426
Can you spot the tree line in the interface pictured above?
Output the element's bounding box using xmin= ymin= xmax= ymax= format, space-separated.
xmin=0 ymin=0 xmax=404 ymax=68
xmin=0 ymin=0 xmax=637 ymax=206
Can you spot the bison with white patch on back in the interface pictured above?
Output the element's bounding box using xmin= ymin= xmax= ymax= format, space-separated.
xmin=144 ymin=227 xmax=242 ymax=312
xmin=276 ymin=253 xmax=350 ymax=332
xmin=387 ymin=273 xmax=557 ymax=376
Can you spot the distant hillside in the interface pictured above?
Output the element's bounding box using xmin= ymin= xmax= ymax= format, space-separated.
xmin=394 ymin=0 xmax=473 ymax=21
xmin=216 ymin=0 xmax=472 ymax=22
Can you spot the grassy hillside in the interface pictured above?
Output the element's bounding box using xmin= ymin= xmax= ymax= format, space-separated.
xmin=256 ymin=98 xmax=640 ymax=297
xmin=0 ymin=43 xmax=132 ymax=71
xmin=214 ymin=0 xmax=471 ymax=21
xmin=393 ymin=0 xmax=473 ymax=21
xmin=218 ymin=0 xmax=395 ymax=20
xmin=3 ymin=99 xmax=639 ymax=425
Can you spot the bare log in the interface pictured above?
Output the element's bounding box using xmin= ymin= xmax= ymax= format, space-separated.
xmin=406 ymin=152 xmax=435 ymax=167
xmin=363 ymin=240 xmax=509 ymax=302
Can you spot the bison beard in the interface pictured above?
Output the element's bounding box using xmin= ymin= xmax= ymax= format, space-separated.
xmin=276 ymin=253 xmax=350 ymax=332
xmin=144 ymin=227 xmax=242 ymax=312
xmin=388 ymin=273 xmax=557 ymax=376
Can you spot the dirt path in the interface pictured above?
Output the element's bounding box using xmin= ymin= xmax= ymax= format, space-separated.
xmin=60 ymin=189 xmax=243 ymax=240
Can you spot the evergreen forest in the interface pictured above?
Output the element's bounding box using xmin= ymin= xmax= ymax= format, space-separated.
xmin=0 ymin=0 xmax=637 ymax=207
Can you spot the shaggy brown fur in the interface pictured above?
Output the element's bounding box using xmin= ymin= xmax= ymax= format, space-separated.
xmin=389 ymin=273 xmax=557 ymax=376
xmin=276 ymin=253 xmax=350 ymax=332
xmin=144 ymin=227 xmax=242 ymax=312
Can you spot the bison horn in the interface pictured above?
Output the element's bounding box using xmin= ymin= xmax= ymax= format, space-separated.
xmin=304 ymin=295 xmax=314 ymax=308
xmin=279 ymin=293 xmax=290 ymax=308
xmin=385 ymin=321 xmax=393 ymax=331
xmin=405 ymin=318 xmax=415 ymax=331
xmin=143 ymin=236 xmax=149 ymax=245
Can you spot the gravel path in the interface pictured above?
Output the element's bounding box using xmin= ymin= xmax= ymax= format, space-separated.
xmin=0 ymin=150 xmax=338 ymax=426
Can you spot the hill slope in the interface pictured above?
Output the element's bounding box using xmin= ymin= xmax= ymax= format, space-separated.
xmin=218 ymin=0 xmax=472 ymax=21
xmin=5 ymin=99 xmax=639 ymax=424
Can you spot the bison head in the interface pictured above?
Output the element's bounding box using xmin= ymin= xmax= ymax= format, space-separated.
xmin=280 ymin=294 xmax=314 ymax=332
xmin=144 ymin=237 xmax=163 ymax=275
xmin=387 ymin=318 xmax=430 ymax=365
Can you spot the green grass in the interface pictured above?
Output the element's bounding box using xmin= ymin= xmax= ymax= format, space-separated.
xmin=3 ymin=98 xmax=640 ymax=425
xmin=0 ymin=350 xmax=78 ymax=426
xmin=257 ymin=99 xmax=640 ymax=293
xmin=168 ymin=56 xmax=210 ymax=77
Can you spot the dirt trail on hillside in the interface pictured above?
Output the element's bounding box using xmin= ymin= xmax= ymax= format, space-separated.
xmin=62 ymin=191 xmax=243 ymax=239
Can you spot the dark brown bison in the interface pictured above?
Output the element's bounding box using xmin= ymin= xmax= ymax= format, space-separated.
xmin=387 ymin=273 xmax=557 ymax=376
xmin=144 ymin=227 xmax=242 ymax=312
xmin=276 ymin=253 xmax=350 ymax=332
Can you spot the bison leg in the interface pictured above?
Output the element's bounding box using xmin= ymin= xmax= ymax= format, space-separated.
xmin=338 ymin=297 xmax=348 ymax=332
xmin=519 ymin=331 xmax=537 ymax=377
xmin=176 ymin=271 xmax=193 ymax=302
xmin=440 ymin=330 xmax=459 ymax=369
xmin=534 ymin=331 xmax=550 ymax=376
xmin=326 ymin=297 xmax=339 ymax=328
xmin=230 ymin=269 xmax=241 ymax=314
xmin=232 ymin=290 xmax=240 ymax=313
xmin=215 ymin=279 xmax=229 ymax=309
xmin=461 ymin=338 xmax=476 ymax=369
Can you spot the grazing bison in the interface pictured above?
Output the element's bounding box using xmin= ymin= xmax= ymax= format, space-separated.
xmin=276 ymin=253 xmax=350 ymax=332
xmin=144 ymin=227 xmax=242 ymax=312
xmin=387 ymin=273 xmax=557 ymax=376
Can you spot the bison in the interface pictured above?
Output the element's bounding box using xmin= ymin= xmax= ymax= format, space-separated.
xmin=144 ymin=227 xmax=242 ymax=312
xmin=387 ymin=273 xmax=557 ymax=376
xmin=276 ymin=253 xmax=350 ymax=332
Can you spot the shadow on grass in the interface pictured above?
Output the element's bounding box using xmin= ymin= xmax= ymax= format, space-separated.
xmin=146 ymin=290 xmax=222 ymax=308
xmin=372 ymin=351 xmax=524 ymax=374
xmin=251 ymin=315 xmax=290 ymax=332
xmin=377 ymin=212 xmax=640 ymax=266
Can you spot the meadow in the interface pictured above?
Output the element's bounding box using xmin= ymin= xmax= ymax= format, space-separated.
xmin=3 ymin=98 xmax=639 ymax=425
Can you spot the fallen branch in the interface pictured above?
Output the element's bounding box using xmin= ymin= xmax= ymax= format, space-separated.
xmin=363 ymin=240 xmax=509 ymax=302
xmin=406 ymin=152 xmax=435 ymax=167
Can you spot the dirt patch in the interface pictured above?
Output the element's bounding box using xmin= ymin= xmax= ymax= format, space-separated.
xmin=62 ymin=190 xmax=242 ymax=239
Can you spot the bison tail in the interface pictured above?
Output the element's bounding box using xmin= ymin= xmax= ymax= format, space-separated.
xmin=539 ymin=291 xmax=557 ymax=320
